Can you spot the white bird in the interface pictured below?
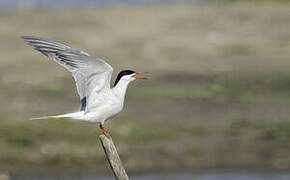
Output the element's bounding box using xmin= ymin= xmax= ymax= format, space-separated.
xmin=22 ymin=36 xmax=147 ymax=137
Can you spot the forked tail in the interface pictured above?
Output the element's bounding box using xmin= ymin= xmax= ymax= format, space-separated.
xmin=30 ymin=111 xmax=84 ymax=120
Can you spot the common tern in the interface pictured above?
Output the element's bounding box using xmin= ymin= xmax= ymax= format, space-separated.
xmin=22 ymin=36 xmax=147 ymax=137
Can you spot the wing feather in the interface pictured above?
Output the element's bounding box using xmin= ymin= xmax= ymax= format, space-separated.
xmin=22 ymin=36 xmax=113 ymax=111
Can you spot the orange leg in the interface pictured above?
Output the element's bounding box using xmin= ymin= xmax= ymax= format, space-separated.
xmin=99 ymin=124 xmax=111 ymax=138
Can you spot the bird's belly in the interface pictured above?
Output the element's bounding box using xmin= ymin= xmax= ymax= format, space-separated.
xmin=83 ymin=103 xmax=123 ymax=123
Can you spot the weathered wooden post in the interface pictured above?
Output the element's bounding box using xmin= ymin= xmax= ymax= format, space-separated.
xmin=99 ymin=135 xmax=129 ymax=180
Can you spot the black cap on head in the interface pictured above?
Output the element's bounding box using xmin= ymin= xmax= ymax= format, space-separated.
xmin=114 ymin=70 xmax=135 ymax=86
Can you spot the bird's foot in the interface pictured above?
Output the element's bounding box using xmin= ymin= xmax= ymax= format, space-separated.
xmin=99 ymin=124 xmax=111 ymax=138
xmin=103 ymin=131 xmax=111 ymax=138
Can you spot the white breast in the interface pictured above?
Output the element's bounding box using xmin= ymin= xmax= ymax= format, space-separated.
xmin=80 ymin=89 xmax=124 ymax=123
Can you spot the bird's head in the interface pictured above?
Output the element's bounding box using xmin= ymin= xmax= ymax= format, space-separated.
xmin=114 ymin=70 xmax=147 ymax=87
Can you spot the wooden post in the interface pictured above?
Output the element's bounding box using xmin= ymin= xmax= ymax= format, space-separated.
xmin=99 ymin=135 xmax=129 ymax=180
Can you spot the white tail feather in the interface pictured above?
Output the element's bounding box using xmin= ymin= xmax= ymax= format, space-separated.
xmin=30 ymin=112 xmax=84 ymax=120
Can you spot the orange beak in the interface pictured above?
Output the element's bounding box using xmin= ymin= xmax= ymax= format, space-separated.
xmin=133 ymin=72 xmax=148 ymax=80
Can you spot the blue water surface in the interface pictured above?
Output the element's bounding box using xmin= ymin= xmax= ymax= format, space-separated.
xmin=0 ymin=0 xmax=206 ymax=12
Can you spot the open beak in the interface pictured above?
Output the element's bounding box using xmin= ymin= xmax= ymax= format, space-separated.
xmin=133 ymin=72 xmax=148 ymax=80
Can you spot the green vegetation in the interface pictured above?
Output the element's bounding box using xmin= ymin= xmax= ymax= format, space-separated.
xmin=0 ymin=118 xmax=207 ymax=172
xmin=227 ymin=118 xmax=290 ymax=144
xmin=218 ymin=44 xmax=256 ymax=57
xmin=133 ymin=73 xmax=290 ymax=103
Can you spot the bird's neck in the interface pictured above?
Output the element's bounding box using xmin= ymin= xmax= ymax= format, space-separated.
xmin=112 ymin=79 xmax=131 ymax=101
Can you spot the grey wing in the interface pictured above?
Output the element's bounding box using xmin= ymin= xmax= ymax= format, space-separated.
xmin=22 ymin=36 xmax=113 ymax=105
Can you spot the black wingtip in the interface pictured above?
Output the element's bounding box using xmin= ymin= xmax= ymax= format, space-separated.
xmin=21 ymin=36 xmax=48 ymax=43
xmin=21 ymin=36 xmax=36 ymax=43
xmin=21 ymin=35 xmax=32 ymax=40
xmin=21 ymin=36 xmax=28 ymax=42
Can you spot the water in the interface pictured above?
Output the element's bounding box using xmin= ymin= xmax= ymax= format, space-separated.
xmin=0 ymin=0 xmax=206 ymax=12
xmin=11 ymin=172 xmax=290 ymax=180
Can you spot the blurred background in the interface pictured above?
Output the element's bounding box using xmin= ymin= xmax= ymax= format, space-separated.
xmin=1 ymin=0 xmax=290 ymax=179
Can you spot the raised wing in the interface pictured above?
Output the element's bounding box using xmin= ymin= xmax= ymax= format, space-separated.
xmin=22 ymin=36 xmax=113 ymax=110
